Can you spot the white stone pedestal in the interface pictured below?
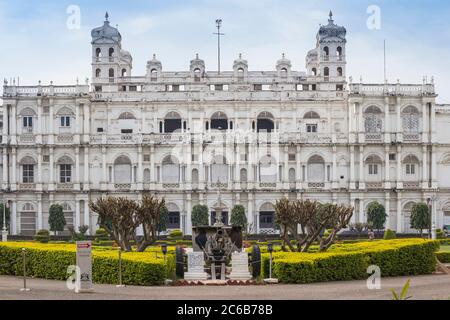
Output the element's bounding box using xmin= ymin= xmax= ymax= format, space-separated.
xmin=229 ymin=252 xmax=252 ymax=280
xmin=1 ymin=229 xmax=7 ymax=242
xmin=184 ymin=252 xmax=208 ymax=281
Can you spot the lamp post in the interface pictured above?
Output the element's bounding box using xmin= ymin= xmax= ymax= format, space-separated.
xmin=161 ymin=243 xmax=168 ymax=265
xmin=427 ymin=196 xmax=437 ymax=240
xmin=263 ymin=242 xmax=278 ymax=284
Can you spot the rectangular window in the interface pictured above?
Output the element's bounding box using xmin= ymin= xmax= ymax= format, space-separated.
xmin=259 ymin=212 xmax=274 ymax=229
xmin=389 ymin=154 xmax=396 ymax=161
xmin=406 ymin=164 xmax=415 ymax=175
xmin=23 ymin=165 xmax=34 ymax=183
xmin=60 ymin=116 xmax=71 ymax=127
xmin=23 ymin=116 xmax=33 ymax=128
xmin=143 ymin=154 xmax=150 ymax=162
xmin=311 ymin=84 xmax=317 ymax=91
xmin=253 ymin=84 xmax=262 ymax=91
xmin=60 ymin=165 xmax=72 ymax=183
xmin=369 ymin=164 xmax=378 ymax=175
xmin=306 ymin=124 xmax=318 ymax=133
xmin=288 ymin=154 xmax=296 ymax=161
xmin=97 ymin=128 xmax=104 ymax=133
xmin=168 ymin=212 xmax=181 ymax=229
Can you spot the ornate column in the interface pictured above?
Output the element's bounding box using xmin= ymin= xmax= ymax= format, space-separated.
xmin=84 ymin=147 xmax=89 ymax=190
xmin=11 ymin=103 xmax=17 ymax=145
xmin=350 ymin=197 xmax=356 ymax=224
xmin=359 ymin=146 xmax=365 ymax=189
xmin=248 ymin=193 xmax=255 ymax=234
xmin=37 ymin=194 xmax=43 ymax=230
xmin=396 ymin=145 xmax=403 ymax=189
xmin=186 ymin=194 xmax=192 ymax=235
xmin=2 ymin=149 xmax=7 ymax=189
xmin=430 ymin=102 xmax=436 ymax=143
xmin=350 ymin=146 xmax=356 ymax=189
xmin=422 ymin=101 xmax=428 ymax=143
xmin=384 ymin=97 xmax=390 ymax=143
xmin=11 ymin=201 xmax=17 ymax=235
xmin=332 ymin=146 xmax=337 ymax=189
xmin=101 ymin=147 xmax=107 ymax=190
xmin=49 ymin=99 xmax=55 ymax=144
xmin=384 ymin=146 xmax=390 ymax=189
xmin=84 ymin=199 xmax=90 ymax=235
xmin=296 ymin=145 xmax=301 ymax=189
xmin=422 ymin=146 xmax=428 ymax=189
xmin=137 ymin=146 xmax=143 ymax=189
xmin=397 ymin=192 xmax=403 ymax=233
xmin=75 ymin=200 xmax=81 ymax=231
xmin=385 ymin=193 xmax=391 ymax=230
xmin=359 ymin=198 xmax=365 ymax=223
xmin=150 ymin=145 xmax=155 ymax=187
xmin=37 ymin=147 xmax=42 ymax=191
xmin=46 ymin=148 xmax=53 ymax=191
xmin=11 ymin=148 xmax=16 ymax=191
xmin=396 ymin=97 xmax=403 ymax=142
xmin=83 ymin=103 xmax=90 ymax=142
xmin=37 ymin=99 xmax=42 ymax=144
xmin=431 ymin=146 xmax=437 ymax=189
xmin=75 ymin=147 xmax=80 ymax=190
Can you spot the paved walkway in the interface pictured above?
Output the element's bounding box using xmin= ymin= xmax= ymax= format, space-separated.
xmin=0 ymin=274 xmax=449 ymax=300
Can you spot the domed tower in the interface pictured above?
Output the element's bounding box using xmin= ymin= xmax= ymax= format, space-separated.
xmin=307 ymin=11 xmax=346 ymax=81
xmin=91 ymin=13 xmax=133 ymax=85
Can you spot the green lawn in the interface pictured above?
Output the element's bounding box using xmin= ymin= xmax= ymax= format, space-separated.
xmin=440 ymin=245 xmax=450 ymax=252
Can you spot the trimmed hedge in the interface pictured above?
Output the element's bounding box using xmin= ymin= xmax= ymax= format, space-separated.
xmin=436 ymin=251 xmax=450 ymax=263
xmin=0 ymin=242 xmax=173 ymax=286
xmin=260 ymin=239 xmax=440 ymax=284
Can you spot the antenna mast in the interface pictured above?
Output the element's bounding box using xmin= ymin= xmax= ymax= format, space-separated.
xmin=214 ymin=19 xmax=224 ymax=74
xmin=384 ymin=39 xmax=387 ymax=83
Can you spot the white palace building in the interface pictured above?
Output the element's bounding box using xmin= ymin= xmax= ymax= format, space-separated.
xmin=1 ymin=13 xmax=450 ymax=236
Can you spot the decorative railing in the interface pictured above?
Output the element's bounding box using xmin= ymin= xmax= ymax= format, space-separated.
xmin=19 ymin=183 xmax=36 ymax=190
xmin=19 ymin=135 xmax=36 ymax=143
xmin=403 ymin=182 xmax=420 ymax=189
xmin=162 ymin=183 xmax=180 ymax=189
xmin=365 ymin=133 xmax=382 ymax=142
xmin=114 ymin=183 xmax=131 ymax=190
xmin=211 ymin=182 xmax=228 ymax=189
xmin=56 ymin=134 xmax=74 ymax=143
xmin=366 ymin=182 xmax=383 ymax=189
xmin=260 ymin=182 xmax=276 ymax=188
xmin=403 ymin=133 xmax=420 ymax=142
xmin=308 ymin=182 xmax=325 ymax=189
xmin=57 ymin=183 xmax=74 ymax=190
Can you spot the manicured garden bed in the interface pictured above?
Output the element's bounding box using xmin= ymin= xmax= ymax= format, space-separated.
xmin=0 ymin=242 xmax=174 ymax=286
xmin=259 ymin=239 xmax=440 ymax=284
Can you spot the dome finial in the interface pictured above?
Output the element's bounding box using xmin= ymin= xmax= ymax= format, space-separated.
xmin=328 ymin=10 xmax=334 ymax=23
xmin=105 ymin=12 xmax=109 ymax=22
xmin=239 ymin=53 xmax=242 ymax=59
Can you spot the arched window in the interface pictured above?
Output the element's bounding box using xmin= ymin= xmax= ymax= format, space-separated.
xmin=324 ymin=46 xmax=329 ymax=56
xmin=259 ymin=202 xmax=275 ymax=229
xmin=289 ymin=168 xmax=296 ymax=183
xmin=312 ymin=68 xmax=317 ymax=76
xmin=62 ymin=203 xmax=74 ymax=231
xmin=364 ymin=106 xmax=383 ymax=133
xmin=20 ymin=156 xmax=36 ymax=183
xmin=211 ymin=112 xmax=228 ymax=131
xmin=324 ymin=67 xmax=330 ymax=76
xmin=280 ymin=68 xmax=288 ymax=78
xmin=307 ymin=155 xmax=325 ymax=182
xmin=194 ymin=68 xmax=201 ymax=81
xmin=109 ymin=48 xmax=114 ymax=57
xmin=257 ymin=112 xmax=275 ymax=133
xmin=240 ymin=168 xmax=248 ymax=182
xmin=58 ymin=156 xmax=74 ymax=183
xmin=118 ymin=112 xmax=136 ymax=120
xmin=365 ymin=155 xmax=382 ymax=176
xmin=304 ymin=111 xmax=320 ymax=119
xmin=164 ymin=112 xmax=182 ymax=133
xmin=20 ymin=203 xmax=36 ymax=236
xmin=109 ymin=68 xmax=114 ymax=78
xmin=402 ymin=106 xmax=420 ymax=133
xmin=337 ymin=47 xmax=343 ymax=56
xmin=114 ymin=156 xmax=132 ymax=184
xmin=95 ymin=69 xmax=101 ymax=78
xmin=95 ymin=48 xmax=101 ymax=58
xmin=162 ymin=155 xmax=180 ymax=183
xmin=211 ymin=155 xmax=228 ymax=183
xmin=143 ymin=169 xmax=151 ymax=184
xmin=259 ymin=155 xmax=277 ymax=183
xmin=191 ymin=169 xmax=199 ymax=184
xmin=404 ymin=155 xmax=419 ymax=176
xmin=151 ymin=69 xmax=158 ymax=81
xmin=337 ymin=67 xmax=343 ymax=77
xmin=167 ymin=203 xmax=181 ymax=229
xmin=237 ymin=68 xmax=244 ymax=81
xmin=403 ymin=202 xmax=416 ymax=234
xmin=121 ymin=69 xmax=127 ymax=77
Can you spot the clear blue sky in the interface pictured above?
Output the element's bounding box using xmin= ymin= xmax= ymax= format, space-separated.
xmin=0 ymin=0 xmax=449 ymax=102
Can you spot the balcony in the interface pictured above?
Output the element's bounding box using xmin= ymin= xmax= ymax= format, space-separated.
xmin=308 ymin=182 xmax=325 ymax=189
xmin=366 ymin=182 xmax=383 ymax=190
xmin=57 ymin=183 xmax=74 ymax=191
xmin=56 ymin=134 xmax=74 ymax=144
xmin=19 ymin=183 xmax=36 ymax=191
xmin=365 ymin=133 xmax=382 ymax=143
xmin=403 ymin=133 xmax=421 ymax=142
xmin=114 ymin=183 xmax=131 ymax=191
xmin=403 ymin=181 xmax=421 ymax=189
xmin=19 ymin=134 xmax=36 ymax=144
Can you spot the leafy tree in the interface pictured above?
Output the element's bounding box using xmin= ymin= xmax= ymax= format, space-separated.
xmin=410 ymin=202 xmax=430 ymax=237
xmin=366 ymin=202 xmax=387 ymax=231
xmin=48 ymin=204 xmax=66 ymax=236
xmin=157 ymin=205 xmax=169 ymax=234
xmin=230 ymin=205 xmax=247 ymax=227
xmin=0 ymin=203 xmax=10 ymax=230
xmin=191 ymin=204 xmax=209 ymax=227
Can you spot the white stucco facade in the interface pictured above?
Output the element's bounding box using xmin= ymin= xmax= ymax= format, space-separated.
xmin=2 ymin=13 xmax=450 ymax=236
